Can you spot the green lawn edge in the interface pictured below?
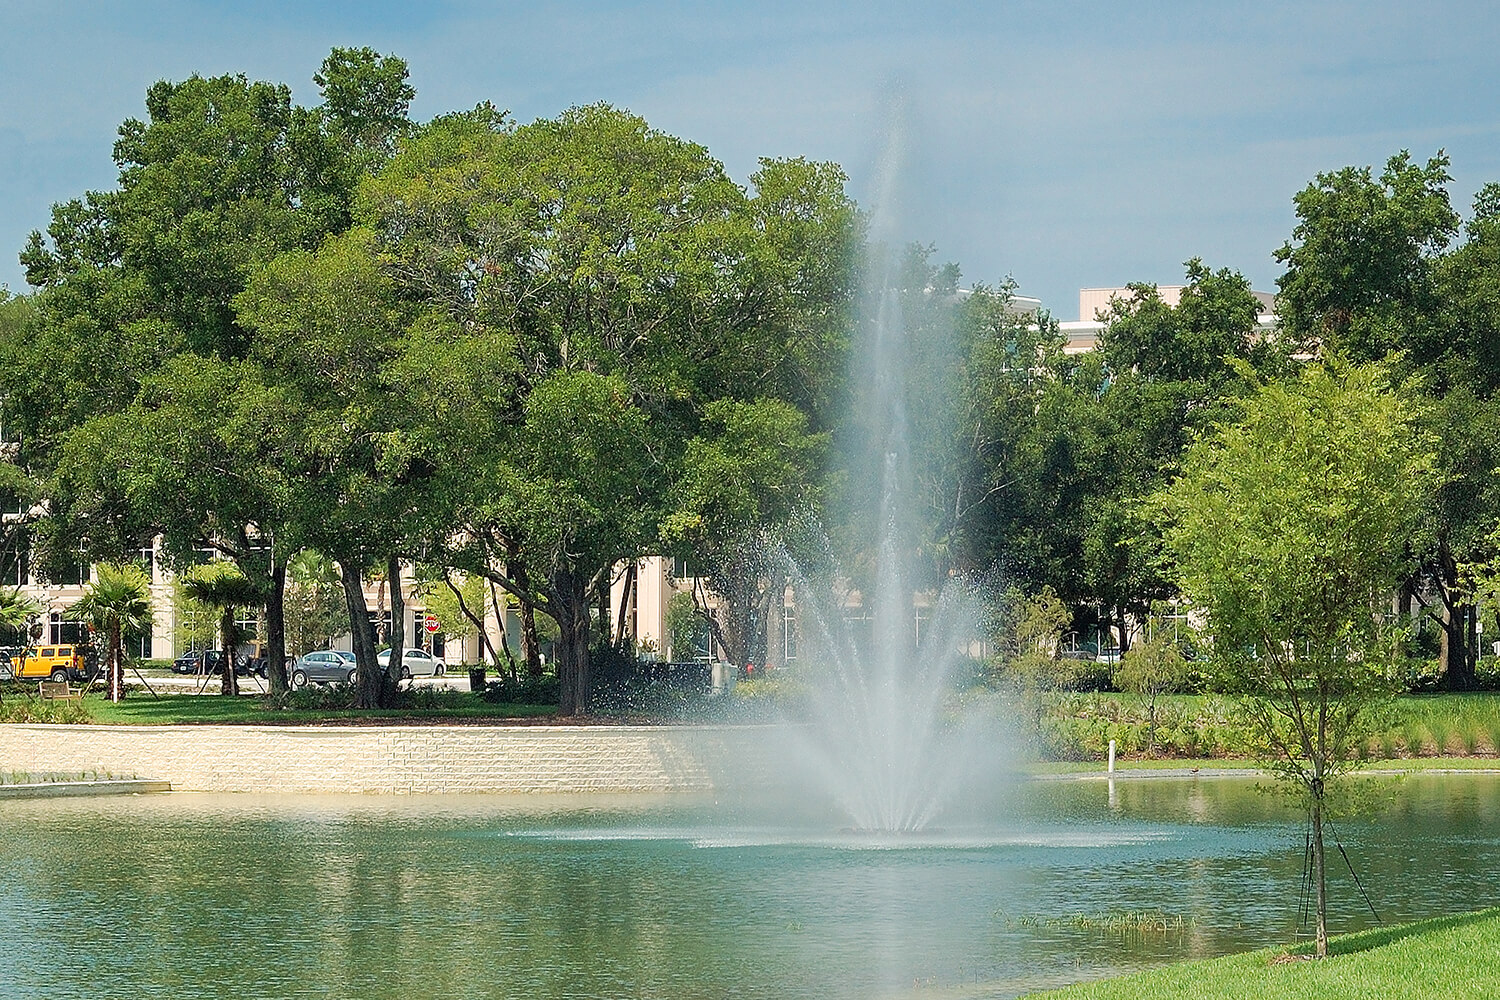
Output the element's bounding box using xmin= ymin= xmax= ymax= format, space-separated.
xmin=1025 ymin=757 xmax=1500 ymax=775
xmin=1023 ymin=908 xmax=1500 ymax=999
xmin=77 ymin=692 xmax=557 ymax=726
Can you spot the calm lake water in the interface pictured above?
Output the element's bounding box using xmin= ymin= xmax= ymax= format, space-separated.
xmin=3 ymin=773 xmax=1499 ymax=999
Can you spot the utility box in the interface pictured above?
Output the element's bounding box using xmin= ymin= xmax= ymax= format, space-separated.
xmin=710 ymin=661 xmax=736 ymax=696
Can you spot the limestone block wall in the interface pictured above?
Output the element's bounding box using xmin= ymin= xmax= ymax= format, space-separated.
xmin=0 ymin=724 xmax=774 ymax=795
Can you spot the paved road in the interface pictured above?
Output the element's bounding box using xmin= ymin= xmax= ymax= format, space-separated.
xmin=117 ymin=670 xmax=474 ymax=695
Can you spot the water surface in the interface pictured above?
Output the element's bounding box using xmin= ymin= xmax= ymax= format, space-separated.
xmin=3 ymin=774 xmax=1498 ymax=999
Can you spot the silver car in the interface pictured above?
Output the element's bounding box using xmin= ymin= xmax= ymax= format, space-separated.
xmin=291 ymin=650 xmax=357 ymax=688
xmin=377 ymin=647 xmax=446 ymax=679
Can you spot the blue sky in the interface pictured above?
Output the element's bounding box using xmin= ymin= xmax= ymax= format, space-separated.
xmin=4 ymin=1 xmax=1500 ymax=318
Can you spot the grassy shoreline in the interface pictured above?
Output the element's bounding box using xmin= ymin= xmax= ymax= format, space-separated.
xmin=11 ymin=687 xmax=1500 ymax=769
xmin=1022 ymin=908 xmax=1500 ymax=999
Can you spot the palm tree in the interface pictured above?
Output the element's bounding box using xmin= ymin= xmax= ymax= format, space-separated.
xmin=181 ymin=563 xmax=263 ymax=697
xmin=0 ymin=586 xmax=42 ymax=632
xmin=0 ymin=587 xmax=42 ymax=695
xmin=69 ymin=564 xmax=153 ymax=703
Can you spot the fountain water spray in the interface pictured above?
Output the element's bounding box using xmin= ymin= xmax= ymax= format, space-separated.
xmin=779 ymin=94 xmax=1005 ymax=833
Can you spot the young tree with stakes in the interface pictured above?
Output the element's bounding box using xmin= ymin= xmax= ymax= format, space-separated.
xmin=1157 ymin=359 xmax=1433 ymax=958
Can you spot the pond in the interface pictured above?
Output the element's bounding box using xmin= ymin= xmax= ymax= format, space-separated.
xmin=3 ymin=773 xmax=1498 ymax=999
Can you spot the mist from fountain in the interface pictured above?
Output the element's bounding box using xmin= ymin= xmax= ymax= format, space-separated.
xmin=775 ymin=98 xmax=1010 ymax=834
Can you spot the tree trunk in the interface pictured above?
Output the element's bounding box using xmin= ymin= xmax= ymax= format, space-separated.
xmin=108 ymin=621 xmax=123 ymax=704
xmin=375 ymin=575 xmax=387 ymax=645
xmin=1436 ymin=540 xmax=1476 ymax=690
xmin=504 ymin=538 xmax=543 ymax=677
xmin=341 ymin=561 xmax=382 ymax=709
xmin=521 ymin=600 xmax=542 ymax=679
xmin=219 ymin=607 xmax=239 ymax=697
xmin=614 ymin=562 xmax=636 ymax=647
xmin=1115 ymin=608 xmax=1132 ymax=655
xmin=444 ymin=572 xmax=496 ymax=665
xmin=596 ymin=573 xmax=612 ymax=652
xmin=1441 ymin=599 xmax=1478 ymax=691
xmin=553 ymin=571 xmax=592 ymax=716
xmin=266 ymin=557 xmax=289 ymax=696
xmin=386 ymin=555 xmax=405 ymax=703
xmin=487 ymin=582 xmax=516 ymax=679
xmin=1311 ymin=775 xmax=1328 ymax=959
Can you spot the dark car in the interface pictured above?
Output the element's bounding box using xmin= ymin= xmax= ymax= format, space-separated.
xmin=172 ymin=649 xmax=261 ymax=677
xmin=173 ymin=649 xmax=220 ymax=674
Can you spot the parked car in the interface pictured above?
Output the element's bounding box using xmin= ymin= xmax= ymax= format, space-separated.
xmin=377 ymin=647 xmax=446 ymax=679
xmin=174 ymin=649 xmax=266 ymax=678
xmin=12 ymin=644 xmax=90 ymax=683
xmin=173 ymin=650 xmax=211 ymax=674
xmin=0 ymin=646 xmax=17 ymax=681
xmin=291 ymin=650 xmax=357 ymax=688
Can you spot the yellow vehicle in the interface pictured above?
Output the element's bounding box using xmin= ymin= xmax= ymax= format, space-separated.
xmin=12 ymin=644 xmax=89 ymax=683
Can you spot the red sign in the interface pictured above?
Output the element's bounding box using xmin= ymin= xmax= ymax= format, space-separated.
xmin=423 ymin=614 xmax=440 ymax=634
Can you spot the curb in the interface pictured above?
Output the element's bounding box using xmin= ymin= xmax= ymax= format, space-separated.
xmin=0 ymin=779 xmax=171 ymax=800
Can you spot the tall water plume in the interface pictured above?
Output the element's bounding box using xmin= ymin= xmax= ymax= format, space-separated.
xmin=780 ymin=94 xmax=1004 ymax=833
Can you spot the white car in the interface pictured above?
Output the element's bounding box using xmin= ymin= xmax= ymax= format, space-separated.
xmin=377 ymin=647 xmax=446 ymax=678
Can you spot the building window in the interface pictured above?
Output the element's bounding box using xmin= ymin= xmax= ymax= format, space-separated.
xmin=236 ymin=611 xmax=260 ymax=651
xmin=49 ymin=612 xmax=89 ymax=645
xmin=0 ymin=535 xmax=29 ymax=587
xmin=783 ymin=603 xmax=798 ymax=663
xmin=133 ymin=544 xmax=155 ymax=581
xmin=52 ymin=546 xmax=90 ymax=587
xmin=670 ymin=557 xmax=698 ymax=581
xmin=843 ymin=606 xmax=875 ymax=655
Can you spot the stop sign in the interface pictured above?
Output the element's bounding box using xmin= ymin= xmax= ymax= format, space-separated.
xmin=423 ymin=614 xmax=440 ymax=634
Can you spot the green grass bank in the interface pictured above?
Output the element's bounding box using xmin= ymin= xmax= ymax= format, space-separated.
xmin=1024 ymin=908 xmax=1500 ymax=999
xmin=1042 ymin=691 xmax=1500 ymax=762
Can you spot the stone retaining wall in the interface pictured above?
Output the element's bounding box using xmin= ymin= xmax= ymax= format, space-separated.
xmin=0 ymin=724 xmax=773 ymax=794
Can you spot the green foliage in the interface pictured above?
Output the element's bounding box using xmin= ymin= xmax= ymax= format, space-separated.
xmin=1159 ymin=359 xmax=1433 ymax=782
xmin=421 ymin=573 xmax=483 ymax=644
xmin=357 ymin=102 xmax=857 ymax=715
xmin=1157 ymin=355 xmax=1436 ymax=953
xmin=662 ymin=396 xmax=825 ymax=668
xmin=994 ymin=586 xmax=1090 ymax=740
xmin=313 ymin=47 xmax=414 ymax=163
xmin=0 ymin=697 xmax=90 ymax=724
xmin=170 ymin=582 xmax=217 ymax=652
xmin=664 ymin=591 xmax=700 ymax=662
xmin=0 ymin=588 xmax=42 ymax=631
xmin=1042 ymin=693 xmax=1249 ymax=761
xmin=1275 ymin=151 xmax=1458 ymax=360
xmin=1112 ymin=621 xmax=1193 ymax=753
xmin=68 ymin=563 xmax=152 ymax=634
xmin=480 ymin=673 xmax=560 ymax=706
xmin=283 ymin=554 xmax=346 ymax=657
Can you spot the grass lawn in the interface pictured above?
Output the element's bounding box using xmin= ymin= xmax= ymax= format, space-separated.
xmin=1046 ymin=691 xmax=1500 ymax=763
xmin=1029 ymin=756 xmax=1500 ymax=776
xmin=1024 ymin=908 xmax=1500 ymax=999
xmin=82 ymin=692 xmax=557 ymax=726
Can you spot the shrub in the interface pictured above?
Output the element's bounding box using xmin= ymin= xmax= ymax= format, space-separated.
xmin=0 ymin=698 xmax=91 ymax=724
xmin=481 ymin=673 xmax=560 ymax=705
xmin=271 ymin=682 xmax=359 ymax=711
